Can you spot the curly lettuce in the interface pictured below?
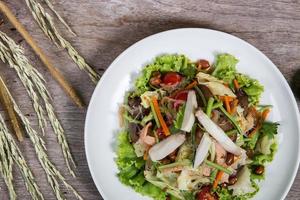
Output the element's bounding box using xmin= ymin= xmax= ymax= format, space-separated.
xmin=135 ymin=55 xmax=197 ymax=94
xmin=250 ymin=122 xmax=279 ymax=180
xmin=212 ymin=53 xmax=264 ymax=105
xmin=116 ymin=131 xmax=167 ymax=200
xmin=216 ymin=180 xmax=259 ymax=200
xmin=236 ymin=74 xmax=264 ymax=105
xmin=212 ymin=53 xmax=238 ymax=83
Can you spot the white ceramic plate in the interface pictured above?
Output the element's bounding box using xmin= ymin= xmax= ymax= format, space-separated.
xmin=85 ymin=28 xmax=300 ymax=200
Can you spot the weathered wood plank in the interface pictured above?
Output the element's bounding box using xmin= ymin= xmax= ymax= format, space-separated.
xmin=0 ymin=0 xmax=299 ymax=199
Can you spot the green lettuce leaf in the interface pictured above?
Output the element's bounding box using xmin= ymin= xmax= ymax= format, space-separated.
xmin=252 ymin=142 xmax=278 ymax=165
xmin=135 ymin=55 xmax=196 ymax=94
xmin=216 ymin=179 xmax=259 ymax=200
xmin=212 ymin=53 xmax=238 ymax=82
xmin=116 ymin=131 xmax=167 ymax=200
xmin=251 ymin=122 xmax=279 ymax=165
xmin=236 ymin=74 xmax=264 ymax=105
xmin=243 ymin=131 xmax=259 ymax=150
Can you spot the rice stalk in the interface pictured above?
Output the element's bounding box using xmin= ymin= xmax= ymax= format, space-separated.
xmin=0 ymin=31 xmax=76 ymax=176
xmin=0 ymin=33 xmax=46 ymax=134
xmin=0 ymin=132 xmax=16 ymax=200
xmin=41 ymin=0 xmax=76 ymax=36
xmin=0 ymin=109 xmax=43 ymax=200
xmin=0 ymin=76 xmax=83 ymax=200
xmin=25 ymin=0 xmax=100 ymax=83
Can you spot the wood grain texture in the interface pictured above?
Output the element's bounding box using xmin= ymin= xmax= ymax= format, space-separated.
xmin=0 ymin=0 xmax=299 ymax=199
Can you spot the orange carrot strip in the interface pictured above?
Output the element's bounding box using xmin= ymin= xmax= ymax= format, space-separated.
xmin=152 ymin=96 xmax=170 ymax=136
xmin=185 ymin=80 xmax=197 ymax=90
xmin=171 ymin=80 xmax=197 ymax=98
xmin=219 ymin=96 xmax=234 ymax=101
xmin=143 ymin=148 xmax=149 ymax=160
xmin=223 ymin=83 xmax=229 ymax=88
xmin=233 ymin=79 xmax=240 ymax=90
xmin=262 ymin=108 xmax=271 ymax=121
xmin=213 ymin=171 xmax=224 ymax=189
xmin=249 ymin=108 xmax=271 ymax=138
xmin=224 ymin=96 xmax=231 ymax=113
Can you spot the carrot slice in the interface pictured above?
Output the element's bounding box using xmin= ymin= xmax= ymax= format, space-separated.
xmin=213 ymin=171 xmax=224 ymax=189
xmin=171 ymin=80 xmax=197 ymax=98
xmin=143 ymin=147 xmax=150 ymax=160
xmin=233 ymin=79 xmax=240 ymax=90
xmin=219 ymin=96 xmax=234 ymax=101
xmin=262 ymin=108 xmax=271 ymax=121
xmin=152 ymin=96 xmax=170 ymax=136
xmin=185 ymin=80 xmax=197 ymax=90
xmin=224 ymin=96 xmax=231 ymax=113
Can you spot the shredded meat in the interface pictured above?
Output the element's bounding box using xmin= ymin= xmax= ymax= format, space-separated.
xmin=199 ymin=85 xmax=213 ymax=101
xmin=236 ymin=89 xmax=249 ymax=115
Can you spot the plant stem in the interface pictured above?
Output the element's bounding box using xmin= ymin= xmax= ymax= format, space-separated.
xmin=206 ymin=97 xmax=214 ymax=117
xmin=204 ymin=160 xmax=232 ymax=174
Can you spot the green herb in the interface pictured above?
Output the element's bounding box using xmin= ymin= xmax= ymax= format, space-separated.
xmin=191 ymin=123 xmax=197 ymax=149
xmin=204 ymin=160 xmax=232 ymax=174
xmin=195 ymin=85 xmax=207 ymax=106
xmin=260 ymin=122 xmax=279 ymax=139
xmin=158 ymin=160 xmax=191 ymax=170
xmin=212 ymin=101 xmax=223 ymax=109
xmin=206 ymin=97 xmax=214 ymax=117
xmin=210 ymin=169 xmax=218 ymax=183
xmin=219 ymin=106 xmax=243 ymax=135
xmin=180 ymin=191 xmax=195 ymax=200
xmin=225 ymin=129 xmax=238 ymax=136
xmin=173 ymin=104 xmax=185 ymax=130
xmin=256 ymin=105 xmax=273 ymax=112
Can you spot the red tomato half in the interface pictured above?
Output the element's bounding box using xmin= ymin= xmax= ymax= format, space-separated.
xmin=162 ymin=72 xmax=182 ymax=85
xmin=197 ymin=186 xmax=216 ymax=200
xmin=174 ymin=90 xmax=188 ymax=101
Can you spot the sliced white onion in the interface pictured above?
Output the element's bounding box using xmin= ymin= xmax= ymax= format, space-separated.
xmin=194 ymin=133 xmax=212 ymax=168
xmin=196 ymin=72 xmax=224 ymax=84
xmin=195 ymin=109 xmax=242 ymax=156
xmin=181 ymin=90 xmax=197 ymax=132
xmin=201 ymin=82 xmax=236 ymax=98
xmin=149 ymin=133 xmax=186 ymax=161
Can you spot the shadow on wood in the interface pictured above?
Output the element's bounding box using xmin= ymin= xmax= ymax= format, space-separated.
xmin=291 ymin=69 xmax=300 ymax=100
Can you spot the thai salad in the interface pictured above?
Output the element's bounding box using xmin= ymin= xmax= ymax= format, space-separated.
xmin=116 ymin=53 xmax=279 ymax=200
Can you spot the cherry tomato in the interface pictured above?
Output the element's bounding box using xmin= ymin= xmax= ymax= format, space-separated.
xmin=162 ymin=72 xmax=182 ymax=85
xmin=174 ymin=90 xmax=188 ymax=101
xmin=197 ymin=186 xmax=216 ymax=200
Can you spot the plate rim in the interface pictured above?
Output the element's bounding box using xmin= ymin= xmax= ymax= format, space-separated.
xmin=84 ymin=28 xmax=300 ymax=200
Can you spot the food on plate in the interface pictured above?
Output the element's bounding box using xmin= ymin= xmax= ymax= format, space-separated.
xmin=116 ymin=53 xmax=279 ymax=200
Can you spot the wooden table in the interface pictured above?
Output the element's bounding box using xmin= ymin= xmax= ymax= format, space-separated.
xmin=0 ymin=0 xmax=299 ymax=199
